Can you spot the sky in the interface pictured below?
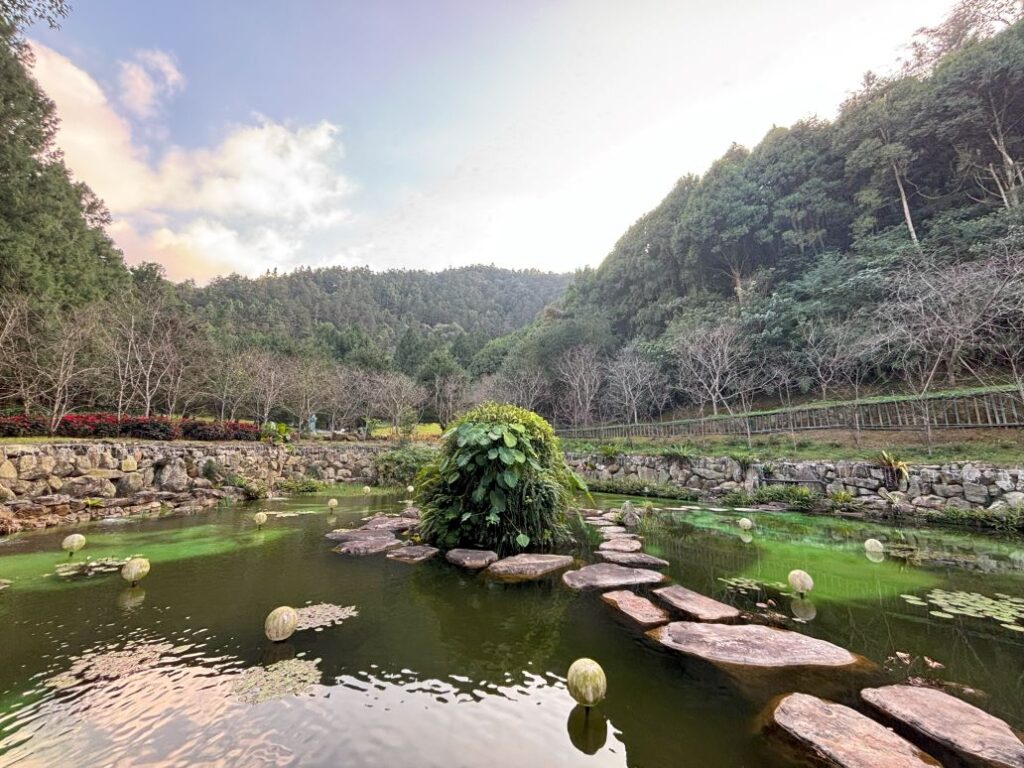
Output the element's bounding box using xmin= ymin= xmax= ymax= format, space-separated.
xmin=28 ymin=0 xmax=955 ymax=283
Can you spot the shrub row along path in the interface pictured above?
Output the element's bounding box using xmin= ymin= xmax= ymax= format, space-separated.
xmin=324 ymin=506 xmax=1024 ymax=768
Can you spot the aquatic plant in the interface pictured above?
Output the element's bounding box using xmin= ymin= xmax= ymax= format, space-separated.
xmin=121 ymin=557 xmax=150 ymax=586
xmin=277 ymin=478 xmax=326 ymax=494
xmin=294 ymin=603 xmax=358 ymax=631
xmin=265 ymin=606 xmax=299 ymax=642
xmin=61 ymin=533 xmax=86 ymax=558
xmin=417 ymin=403 xmax=584 ymax=554
xmin=901 ymin=588 xmax=1024 ymax=633
xmin=787 ymin=569 xmax=814 ymax=596
xmin=566 ymin=658 xmax=606 ymax=708
xmin=231 ymin=658 xmax=320 ymax=704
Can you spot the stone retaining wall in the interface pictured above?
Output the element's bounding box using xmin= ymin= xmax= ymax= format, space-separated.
xmin=0 ymin=441 xmax=381 ymax=535
xmin=565 ymin=453 xmax=1024 ymax=520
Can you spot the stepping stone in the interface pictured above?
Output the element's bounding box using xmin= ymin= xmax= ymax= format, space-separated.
xmin=325 ymin=527 xmax=396 ymax=542
xmin=862 ymin=685 xmax=1024 ymax=768
xmin=487 ymin=554 xmax=574 ymax=582
xmin=562 ymin=563 xmax=667 ymax=591
xmin=597 ymin=551 xmax=669 ymax=569
xmin=599 ymin=538 xmax=642 ymax=552
xmin=647 ymin=622 xmax=859 ymax=669
xmin=654 ymin=585 xmax=740 ymax=622
xmin=768 ymin=692 xmax=940 ymax=768
xmin=362 ymin=516 xmax=417 ymax=532
xmin=332 ymin=536 xmax=402 ymax=556
xmin=445 ymin=548 xmax=498 ymax=569
xmin=400 ymin=506 xmax=421 ymax=519
xmin=386 ymin=545 xmax=439 ymax=563
xmin=599 ymin=526 xmax=627 ymax=535
xmin=585 ymin=519 xmax=616 ymax=527
xmin=602 ymin=590 xmax=669 ymax=628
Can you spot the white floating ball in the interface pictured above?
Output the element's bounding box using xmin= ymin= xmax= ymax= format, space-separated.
xmin=253 ymin=512 xmax=268 ymax=528
xmin=788 ymin=569 xmax=814 ymax=595
xmin=567 ymin=658 xmax=606 ymax=708
xmin=121 ymin=557 xmax=150 ymax=585
xmin=864 ymin=538 xmax=884 ymax=553
xmin=265 ymin=605 xmax=299 ymax=642
xmin=737 ymin=517 xmax=753 ymax=531
xmin=362 ymin=486 xmax=372 ymax=495
xmin=61 ymin=533 xmax=86 ymax=556
xmin=406 ymin=485 xmax=415 ymax=494
xmin=327 ymin=498 xmax=338 ymax=508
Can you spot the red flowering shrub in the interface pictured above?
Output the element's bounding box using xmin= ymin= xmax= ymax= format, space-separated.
xmin=0 ymin=413 xmax=257 ymax=442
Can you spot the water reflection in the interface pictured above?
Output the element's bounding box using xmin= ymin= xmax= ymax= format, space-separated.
xmin=567 ymin=704 xmax=609 ymax=755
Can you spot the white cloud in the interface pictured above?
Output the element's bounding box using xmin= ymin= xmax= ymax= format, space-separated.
xmin=118 ymin=49 xmax=184 ymax=119
xmin=30 ymin=42 xmax=354 ymax=282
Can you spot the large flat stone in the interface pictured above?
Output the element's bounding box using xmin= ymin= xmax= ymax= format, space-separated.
xmin=647 ymin=622 xmax=859 ymax=669
xmin=653 ymin=585 xmax=740 ymax=622
xmin=769 ymin=692 xmax=940 ymax=768
xmin=487 ymin=554 xmax=574 ymax=582
xmin=598 ymin=526 xmax=627 ymax=535
xmin=862 ymin=685 xmax=1024 ymax=768
xmin=598 ymin=538 xmax=642 ymax=552
xmin=602 ymin=590 xmax=669 ymax=628
xmin=445 ymin=548 xmax=498 ymax=569
xmin=332 ymin=536 xmax=402 ymax=556
xmin=362 ymin=515 xmax=418 ymax=532
xmin=387 ymin=545 xmax=439 ymax=563
xmin=597 ymin=551 xmax=669 ymax=568
xmin=562 ymin=563 xmax=667 ymax=590
xmin=325 ymin=527 xmax=396 ymax=542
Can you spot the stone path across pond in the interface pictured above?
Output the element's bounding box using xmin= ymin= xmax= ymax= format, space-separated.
xmin=601 ymin=590 xmax=669 ymax=628
xmin=486 ymin=554 xmax=574 ymax=581
xmin=653 ymin=585 xmax=741 ymax=622
xmin=562 ymin=562 xmax=667 ymax=590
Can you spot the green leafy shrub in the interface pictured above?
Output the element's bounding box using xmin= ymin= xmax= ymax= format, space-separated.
xmin=417 ymin=403 xmax=584 ymax=554
xmin=720 ymin=490 xmax=752 ymax=506
xmin=225 ymin=474 xmax=268 ymax=500
xmin=585 ymin=477 xmax=699 ymax=502
xmin=752 ymin=484 xmax=818 ymax=511
xmin=373 ymin=443 xmax=437 ymax=486
xmin=277 ymin=478 xmax=326 ymax=494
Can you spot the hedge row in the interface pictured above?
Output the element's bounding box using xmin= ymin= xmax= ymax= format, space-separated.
xmin=0 ymin=413 xmax=260 ymax=441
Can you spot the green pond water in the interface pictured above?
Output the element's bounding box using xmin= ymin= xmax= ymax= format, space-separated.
xmin=0 ymin=489 xmax=1022 ymax=767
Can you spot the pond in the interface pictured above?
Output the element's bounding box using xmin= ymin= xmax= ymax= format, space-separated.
xmin=0 ymin=488 xmax=1021 ymax=766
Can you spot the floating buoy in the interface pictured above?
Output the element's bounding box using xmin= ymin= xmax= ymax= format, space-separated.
xmin=265 ymin=606 xmax=299 ymax=642
xmin=788 ymin=569 xmax=814 ymax=597
xmin=121 ymin=557 xmax=150 ymax=587
xmin=327 ymin=498 xmax=338 ymax=509
xmin=254 ymin=512 xmax=268 ymax=530
xmin=61 ymin=533 xmax=86 ymax=558
xmin=864 ymin=538 xmax=884 ymax=553
xmin=737 ymin=517 xmax=753 ymax=531
xmin=406 ymin=485 xmax=415 ymax=494
xmin=362 ymin=486 xmax=372 ymax=495
xmin=566 ymin=658 xmax=606 ymax=708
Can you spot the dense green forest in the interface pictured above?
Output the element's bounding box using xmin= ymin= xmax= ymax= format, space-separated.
xmin=483 ymin=0 xmax=1024 ymax=427
xmin=4 ymin=0 xmax=1024 ymax=435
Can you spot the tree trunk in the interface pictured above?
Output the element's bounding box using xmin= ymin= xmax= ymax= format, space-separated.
xmin=893 ymin=163 xmax=920 ymax=247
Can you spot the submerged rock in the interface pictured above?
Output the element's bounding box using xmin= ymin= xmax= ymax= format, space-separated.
xmin=602 ymin=590 xmax=669 ymax=628
xmin=768 ymin=692 xmax=940 ymax=767
xmin=445 ymin=548 xmax=498 ymax=569
xmin=647 ymin=622 xmax=859 ymax=669
xmin=562 ymin=563 xmax=666 ymax=590
xmin=387 ymin=544 xmax=439 ymax=563
xmin=597 ymin=551 xmax=669 ymax=568
xmin=332 ymin=537 xmax=402 ymax=556
xmin=654 ymin=585 xmax=740 ymax=622
xmin=487 ymin=554 xmax=574 ymax=581
xmin=862 ymin=684 xmax=1024 ymax=768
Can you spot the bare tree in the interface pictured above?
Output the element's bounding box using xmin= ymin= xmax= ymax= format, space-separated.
xmin=432 ymin=370 xmax=469 ymax=429
xmin=492 ymin=364 xmax=549 ymax=413
xmin=324 ymin=364 xmax=368 ymax=433
xmin=555 ymin=346 xmax=603 ymax=427
xmin=799 ymin=321 xmax=855 ymax=401
xmin=369 ymin=372 xmax=427 ymax=435
xmin=283 ymin=357 xmax=334 ymax=434
xmin=246 ymin=350 xmax=290 ymax=425
xmin=672 ymin=319 xmax=751 ymax=417
xmin=602 ymin=347 xmax=668 ymax=425
xmin=203 ymin=346 xmax=253 ymax=421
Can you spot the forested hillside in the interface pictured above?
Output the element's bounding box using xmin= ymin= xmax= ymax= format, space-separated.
xmin=486 ymin=0 xmax=1024 ymax=428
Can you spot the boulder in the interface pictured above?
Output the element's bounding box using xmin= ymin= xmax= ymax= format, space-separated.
xmin=63 ymin=475 xmax=117 ymax=499
xmin=562 ymin=563 xmax=667 ymax=591
xmin=0 ymin=483 xmax=14 ymax=502
xmin=862 ymin=685 xmax=1024 ymax=768
xmin=445 ymin=548 xmax=498 ymax=569
xmin=647 ymin=622 xmax=859 ymax=669
xmin=486 ymin=554 xmax=574 ymax=581
xmin=597 ymin=551 xmax=669 ymax=568
xmin=0 ymin=460 xmax=16 ymax=481
xmin=120 ymin=456 xmax=138 ymax=472
xmin=386 ymin=545 xmax=439 ymax=563
xmin=325 ymin=528 xmax=397 ymax=542
xmin=154 ymin=458 xmax=190 ymax=492
xmin=598 ymin=538 xmax=642 ymax=553
xmin=400 ymin=506 xmax=421 ymax=519
xmin=653 ymin=585 xmax=740 ymax=622
xmin=332 ymin=536 xmax=402 ymax=556
xmin=767 ymin=692 xmax=939 ymax=767
xmin=601 ymin=590 xmax=669 ymax=628
xmin=362 ymin=515 xmax=418 ymax=532
xmin=116 ymin=472 xmax=145 ymax=496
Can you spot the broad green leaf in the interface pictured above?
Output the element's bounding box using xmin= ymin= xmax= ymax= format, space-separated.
xmin=515 ymin=533 xmax=530 ymax=548
xmin=503 ymin=431 xmax=517 ymax=448
xmin=489 ymin=489 xmax=506 ymax=513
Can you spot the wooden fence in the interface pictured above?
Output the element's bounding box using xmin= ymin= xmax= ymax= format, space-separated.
xmin=556 ymin=388 xmax=1024 ymax=441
